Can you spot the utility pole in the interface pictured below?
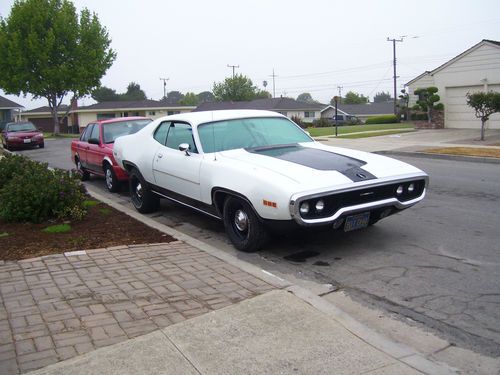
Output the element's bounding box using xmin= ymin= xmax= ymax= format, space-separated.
xmin=337 ymin=85 xmax=343 ymax=102
xmin=387 ymin=37 xmax=404 ymax=115
xmin=270 ymin=68 xmax=277 ymax=98
xmin=227 ymin=64 xmax=239 ymax=78
xmin=159 ymin=77 xmax=169 ymax=99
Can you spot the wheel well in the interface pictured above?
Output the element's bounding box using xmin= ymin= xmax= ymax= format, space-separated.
xmin=102 ymin=160 xmax=111 ymax=171
xmin=212 ymin=189 xmax=260 ymax=220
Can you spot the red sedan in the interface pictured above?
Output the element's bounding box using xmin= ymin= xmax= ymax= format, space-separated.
xmin=1 ymin=121 xmax=44 ymax=150
xmin=71 ymin=117 xmax=151 ymax=192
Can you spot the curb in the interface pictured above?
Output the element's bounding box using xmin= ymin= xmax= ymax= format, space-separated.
xmin=85 ymin=186 xmax=459 ymax=375
xmin=376 ymin=150 xmax=500 ymax=164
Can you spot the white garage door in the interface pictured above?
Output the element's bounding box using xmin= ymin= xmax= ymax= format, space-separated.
xmin=445 ymin=85 xmax=500 ymax=129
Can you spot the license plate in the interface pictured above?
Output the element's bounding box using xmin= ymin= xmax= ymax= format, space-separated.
xmin=23 ymin=139 xmax=31 ymax=143
xmin=344 ymin=212 xmax=370 ymax=232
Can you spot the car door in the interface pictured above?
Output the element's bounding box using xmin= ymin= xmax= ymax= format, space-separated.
xmin=152 ymin=121 xmax=202 ymax=200
xmin=77 ymin=124 xmax=93 ymax=168
xmin=86 ymin=123 xmax=102 ymax=172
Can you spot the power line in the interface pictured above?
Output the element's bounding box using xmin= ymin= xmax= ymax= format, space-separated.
xmin=159 ymin=77 xmax=169 ymax=99
xmin=227 ymin=64 xmax=239 ymax=78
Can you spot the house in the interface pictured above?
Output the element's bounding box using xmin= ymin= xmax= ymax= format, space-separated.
xmin=320 ymin=102 xmax=394 ymax=123
xmin=0 ymin=95 xmax=23 ymax=123
xmin=75 ymin=100 xmax=196 ymax=130
xmin=20 ymin=100 xmax=197 ymax=133
xmin=406 ymin=39 xmax=500 ymax=129
xmin=21 ymin=105 xmax=75 ymax=133
xmin=194 ymin=98 xmax=325 ymax=123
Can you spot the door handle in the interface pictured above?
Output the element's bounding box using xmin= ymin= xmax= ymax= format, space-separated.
xmin=157 ymin=153 xmax=163 ymax=158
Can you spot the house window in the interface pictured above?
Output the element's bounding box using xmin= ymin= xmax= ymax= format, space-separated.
xmin=148 ymin=111 xmax=156 ymax=116
xmin=167 ymin=111 xmax=180 ymax=116
xmin=304 ymin=111 xmax=316 ymax=118
xmin=97 ymin=113 xmax=115 ymax=120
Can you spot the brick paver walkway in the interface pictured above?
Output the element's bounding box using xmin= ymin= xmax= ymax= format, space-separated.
xmin=0 ymin=241 xmax=276 ymax=374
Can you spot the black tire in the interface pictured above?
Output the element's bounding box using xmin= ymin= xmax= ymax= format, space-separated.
xmin=223 ymin=196 xmax=268 ymax=252
xmin=39 ymin=143 xmax=44 ymax=149
xmin=104 ymin=163 xmax=120 ymax=193
xmin=75 ymin=157 xmax=90 ymax=181
xmin=129 ymin=168 xmax=159 ymax=213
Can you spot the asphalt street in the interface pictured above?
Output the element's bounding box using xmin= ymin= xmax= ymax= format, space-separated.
xmin=18 ymin=138 xmax=500 ymax=357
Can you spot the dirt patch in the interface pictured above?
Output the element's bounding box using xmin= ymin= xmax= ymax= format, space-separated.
xmin=0 ymin=200 xmax=174 ymax=260
xmin=422 ymin=147 xmax=500 ymax=158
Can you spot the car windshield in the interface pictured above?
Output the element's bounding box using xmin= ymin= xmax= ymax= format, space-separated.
xmin=6 ymin=122 xmax=37 ymax=132
xmin=197 ymin=117 xmax=312 ymax=153
xmin=103 ymin=119 xmax=151 ymax=143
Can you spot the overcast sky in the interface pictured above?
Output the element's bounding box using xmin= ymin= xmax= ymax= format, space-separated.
xmin=1 ymin=0 xmax=500 ymax=109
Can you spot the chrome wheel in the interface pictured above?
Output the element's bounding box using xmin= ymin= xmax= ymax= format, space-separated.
xmin=105 ymin=168 xmax=113 ymax=189
xmin=234 ymin=209 xmax=249 ymax=232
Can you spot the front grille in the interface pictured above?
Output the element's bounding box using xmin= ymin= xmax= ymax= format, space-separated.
xmin=299 ymin=179 xmax=426 ymax=219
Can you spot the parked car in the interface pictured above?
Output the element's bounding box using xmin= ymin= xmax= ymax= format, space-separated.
xmin=113 ymin=110 xmax=428 ymax=252
xmin=71 ymin=117 xmax=151 ymax=192
xmin=1 ymin=121 xmax=44 ymax=150
xmin=329 ymin=114 xmax=360 ymax=125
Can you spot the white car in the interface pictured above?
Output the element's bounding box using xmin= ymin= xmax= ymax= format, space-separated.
xmin=113 ymin=110 xmax=428 ymax=252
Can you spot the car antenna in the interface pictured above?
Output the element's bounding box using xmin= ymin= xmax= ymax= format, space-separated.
xmin=212 ymin=111 xmax=217 ymax=161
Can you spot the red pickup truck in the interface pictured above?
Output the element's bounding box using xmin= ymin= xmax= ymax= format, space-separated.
xmin=71 ymin=117 xmax=151 ymax=192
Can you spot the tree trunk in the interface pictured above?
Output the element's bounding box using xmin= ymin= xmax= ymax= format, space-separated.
xmin=427 ymin=107 xmax=432 ymax=124
xmin=480 ymin=119 xmax=486 ymax=141
xmin=49 ymin=96 xmax=60 ymax=135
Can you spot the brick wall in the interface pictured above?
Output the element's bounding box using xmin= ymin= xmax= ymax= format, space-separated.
xmin=414 ymin=110 xmax=444 ymax=129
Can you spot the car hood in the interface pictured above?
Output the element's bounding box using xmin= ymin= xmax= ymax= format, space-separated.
xmin=218 ymin=142 xmax=424 ymax=190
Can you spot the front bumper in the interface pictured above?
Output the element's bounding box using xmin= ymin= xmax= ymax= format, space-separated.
xmin=6 ymin=138 xmax=43 ymax=148
xmin=289 ymin=173 xmax=428 ymax=226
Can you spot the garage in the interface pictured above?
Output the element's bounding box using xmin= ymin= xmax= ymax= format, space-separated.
xmin=445 ymin=85 xmax=500 ymax=130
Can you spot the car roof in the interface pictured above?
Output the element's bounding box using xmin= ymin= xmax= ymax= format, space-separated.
xmin=156 ymin=110 xmax=285 ymax=127
xmin=96 ymin=116 xmax=151 ymax=125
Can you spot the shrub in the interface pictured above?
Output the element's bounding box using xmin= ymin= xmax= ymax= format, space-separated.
xmin=434 ymin=103 xmax=444 ymax=110
xmin=0 ymin=154 xmax=39 ymax=190
xmin=0 ymin=156 xmax=86 ymax=223
xmin=364 ymin=115 xmax=399 ymax=124
xmin=291 ymin=115 xmax=307 ymax=128
xmin=410 ymin=113 xmax=428 ymax=121
xmin=312 ymin=118 xmax=331 ymax=128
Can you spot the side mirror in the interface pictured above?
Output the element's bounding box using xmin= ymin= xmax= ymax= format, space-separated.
xmin=178 ymin=143 xmax=191 ymax=156
xmin=88 ymin=138 xmax=99 ymax=145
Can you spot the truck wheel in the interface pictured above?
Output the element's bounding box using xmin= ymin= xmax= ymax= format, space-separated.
xmin=129 ymin=168 xmax=159 ymax=213
xmin=223 ymin=196 xmax=268 ymax=252
xmin=104 ymin=164 xmax=120 ymax=193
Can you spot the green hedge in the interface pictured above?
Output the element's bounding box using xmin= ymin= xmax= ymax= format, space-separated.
xmin=364 ymin=115 xmax=399 ymax=124
xmin=0 ymin=154 xmax=86 ymax=223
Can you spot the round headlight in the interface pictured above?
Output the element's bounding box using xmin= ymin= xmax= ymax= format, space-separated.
xmin=408 ymin=183 xmax=415 ymax=193
xmin=299 ymin=202 xmax=310 ymax=215
xmin=315 ymin=200 xmax=325 ymax=212
xmin=396 ymin=185 xmax=404 ymax=195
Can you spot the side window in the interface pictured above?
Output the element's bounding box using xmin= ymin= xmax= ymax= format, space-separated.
xmin=165 ymin=122 xmax=197 ymax=153
xmin=153 ymin=121 xmax=170 ymax=145
xmin=90 ymin=124 xmax=100 ymax=141
xmin=81 ymin=124 xmax=94 ymax=142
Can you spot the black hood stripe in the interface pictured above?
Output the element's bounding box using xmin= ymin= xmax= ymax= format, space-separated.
xmin=247 ymin=144 xmax=376 ymax=182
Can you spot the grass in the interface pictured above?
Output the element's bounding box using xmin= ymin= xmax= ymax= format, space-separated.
xmin=83 ymin=199 xmax=100 ymax=208
xmin=307 ymin=122 xmax=414 ymax=137
xmin=42 ymin=223 xmax=72 ymax=233
xmin=0 ymin=232 xmax=9 ymax=238
xmin=338 ymin=129 xmax=416 ymax=139
xmin=422 ymin=147 xmax=500 ymax=158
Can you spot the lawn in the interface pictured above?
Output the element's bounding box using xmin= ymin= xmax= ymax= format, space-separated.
xmin=307 ymin=122 xmax=414 ymax=137
xmin=339 ymin=129 xmax=416 ymax=139
xmin=422 ymin=147 xmax=500 ymax=158
xmin=43 ymin=132 xmax=80 ymax=139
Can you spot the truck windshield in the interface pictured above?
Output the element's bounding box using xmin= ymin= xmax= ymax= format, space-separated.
xmin=197 ymin=117 xmax=312 ymax=153
xmin=103 ymin=119 xmax=151 ymax=143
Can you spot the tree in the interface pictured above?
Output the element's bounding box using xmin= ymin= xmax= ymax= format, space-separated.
xmin=91 ymin=86 xmax=119 ymax=102
xmin=414 ymin=87 xmax=442 ymax=124
xmin=0 ymin=0 xmax=115 ymax=134
xmin=213 ymin=74 xmax=262 ymax=101
xmin=161 ymin=90 xmax=184 ymax=104
xmin=398 ymin=88 xmax=410 ymax=120
xmin=179 ymin=92 xmax=199 ymax=106
xmin=343 ymin=91 xmax=369 ymax=104
xmin=197 ymin=91 xmax=215 ymax=103
xmin=466 ymin=91 xmax=500 ymax=141
xmin=297 ymin=93 xmax=314 ymax=103
xmin=373 ymin=91 xmax=392 ymax=103
xmin=121 ymin=82 xmax=147 ymax=101
xmin=254 ymin=90 xmax=272 ymax=99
